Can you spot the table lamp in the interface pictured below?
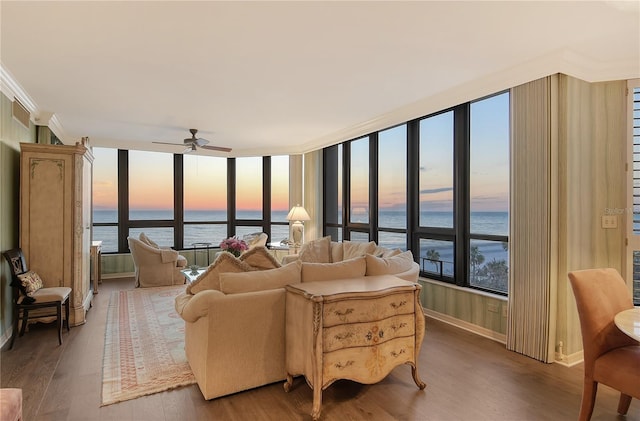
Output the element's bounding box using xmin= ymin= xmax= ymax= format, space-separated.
xmin=286 ymin=204 xmax=311 ymax=248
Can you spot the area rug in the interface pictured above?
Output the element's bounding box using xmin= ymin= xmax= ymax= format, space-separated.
xmin=102 ymin=285 xmax=195 ymax=406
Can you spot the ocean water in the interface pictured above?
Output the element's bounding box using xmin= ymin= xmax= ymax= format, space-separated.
xmin=95 ymin=209 xmax=507 ymax=252
xmin=93 ymin=209 xmax=509 ymax=291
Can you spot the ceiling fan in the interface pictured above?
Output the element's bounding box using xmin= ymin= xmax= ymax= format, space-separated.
xmin=153 ymin=129 xmax=232 ymax=153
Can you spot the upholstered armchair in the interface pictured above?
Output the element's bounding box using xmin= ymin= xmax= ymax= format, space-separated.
xmin=243 ymin=232 xmax=268 ymax=250
xmin=128 ymin=236 xmax=187 ymax=287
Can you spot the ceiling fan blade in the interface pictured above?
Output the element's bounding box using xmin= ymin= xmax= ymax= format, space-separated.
xmin=152 ymin=141 xmax=185 ymax=147
xmin=200 ymin=144 xmax=232 ymax=153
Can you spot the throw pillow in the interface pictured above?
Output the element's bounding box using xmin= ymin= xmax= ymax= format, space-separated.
xmin=139 ymin=232 xmax=159 ymax=248
xmin=219 ymin=261 xmax=302 ymax=294
xmin=17 ymin=270 xmax=44 ymax=296
xmin=330 ymin=241 xmax=343 ymax=262
xmin=365 ymin=250 xmax=415 ymax=276
xmin=187 ymin=253 xmax=255 ymax=294
xmin=342 ymin=241 xmax=377 ymax=260
xmin=301 ymin=256 xmax=366 ymax=283
xmin=240 ymin=246 xmax=281 ymax=270
xmin=298 ymin=236 xmax=332 ymax=263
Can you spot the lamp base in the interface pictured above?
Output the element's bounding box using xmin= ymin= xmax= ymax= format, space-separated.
xmin=291 ymin=220 xmax=304 ymax=248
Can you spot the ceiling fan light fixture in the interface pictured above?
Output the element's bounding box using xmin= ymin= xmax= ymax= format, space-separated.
xmin=152 ymin=128 xmax=232 ymax=154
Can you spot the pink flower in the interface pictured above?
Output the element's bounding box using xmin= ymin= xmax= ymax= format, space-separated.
xmin=219 ymin=236 xmax=248 ymax=256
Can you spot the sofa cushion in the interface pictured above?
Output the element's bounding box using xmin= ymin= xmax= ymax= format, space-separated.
xmin=365 ymin=251 xmax=415 ymax=276
xmin=240 ymin=246 xmax=281 ymax=270
xmin=330 ymin=241 xmax=344 ymax=262
xmin=187 ymin=253 xmax=255 ymax=294
xmin=139 ymin=232 xmax=159 ymax=248
xmin=220 ymin=261 xmax=301 ymax=294
xmin=301 ymin=256 xmax=366 ymax=283
xmin=298 ymin=236 xmax=332 ymax=263
xmin=342 ymin=241 xmax=377 ymax=260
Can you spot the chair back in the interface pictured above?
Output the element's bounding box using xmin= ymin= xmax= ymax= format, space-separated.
xmin=568 ymin=268 xmax=636 ymax=369
xmin=2 ymin=248 xmax=28 ymax=281
xmin=2 ymin=248 xmax=33 ymax=304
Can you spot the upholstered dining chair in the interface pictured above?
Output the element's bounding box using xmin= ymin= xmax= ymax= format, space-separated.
xmin=568 ymin=268 xmax=640 ymax=420
xmin=2 ymin=248 xmax=71 ymax=349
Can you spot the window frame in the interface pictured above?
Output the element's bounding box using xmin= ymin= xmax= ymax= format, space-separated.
xmin=323 ymin=92 xmax=510 ymax=296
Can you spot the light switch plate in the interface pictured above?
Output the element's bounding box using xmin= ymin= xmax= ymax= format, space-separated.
xmin=601 ymin=215 xmax=617 ymax=229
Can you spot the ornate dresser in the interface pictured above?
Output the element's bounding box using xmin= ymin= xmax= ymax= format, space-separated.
xmin=284 ymin=275 xmax=426 ymax=420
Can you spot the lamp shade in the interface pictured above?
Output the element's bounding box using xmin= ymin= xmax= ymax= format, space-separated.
xmin=286 ymin=205 xmax=310 ymax=222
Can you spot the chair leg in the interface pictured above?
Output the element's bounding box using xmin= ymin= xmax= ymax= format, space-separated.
xmin=9 ymin=307 xmax=19 ymax=350
xmin=56 ymin=303 xmax=62 ymax=345
xmin=578 ymin=379 xmax=598 ymax=421
xmin=617 ymin=393 xmax=632 ymax=415
xmin=19 ymin=309 xmax=29 ymax=337
xmin=64 ymin=298 xmax=70 ymax=332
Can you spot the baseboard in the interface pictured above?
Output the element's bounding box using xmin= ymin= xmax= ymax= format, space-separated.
xmin=0 ymin=325 xmax=13 ymax=350
xmin=101 ymin=272 xmax=135 ymax=280
xmin=423 ymin=308 xmax=507 ymax=344
xmin=554 ymin=350 xmax=583 ymax=367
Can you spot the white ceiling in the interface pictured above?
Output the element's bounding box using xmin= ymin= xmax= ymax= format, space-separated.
xmin=1 ymin=1 xmax=639 ymax=157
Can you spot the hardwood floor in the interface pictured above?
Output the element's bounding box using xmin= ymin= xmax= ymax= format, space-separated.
xmin=1 ymin=277 xmax=637 ymax=421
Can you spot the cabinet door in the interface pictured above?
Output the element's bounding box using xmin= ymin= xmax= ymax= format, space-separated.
xmin=21 ymin=152 xmax=73 ymax=287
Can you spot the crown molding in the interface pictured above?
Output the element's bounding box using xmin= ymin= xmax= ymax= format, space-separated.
xmin=0 ymin=62 xmax=71 ymax=143
xmin=0 ymin=63 xmax=37 ymax=115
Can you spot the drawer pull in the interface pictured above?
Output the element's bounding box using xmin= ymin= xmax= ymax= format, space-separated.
xmin=390 ymin=348 xmax=406 ymax=358
xmin=365 ymin=328 xmax=384 ymax=342
xmin=390 ymin=322 xmax=408 ymax=331
xmin=334 ymin=308 xmax=354 ymax=317
xmin=334 ymin=331 xmax=354 ymax=340
xmin=335 ymin=360 xmax=355 ymax=370
xmin=390 ymin=300 xmax=407 ymax=310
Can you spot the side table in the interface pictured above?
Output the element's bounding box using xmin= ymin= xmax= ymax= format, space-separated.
xmin=191 ymin=242 xmax=213 ymax=267
xmin=284 ymin=275 xmax=426 ymax=420
xmin=182 ymin=268 xmax=206 ymax=284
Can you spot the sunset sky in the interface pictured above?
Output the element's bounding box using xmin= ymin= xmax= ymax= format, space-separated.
xmin=93 ymin=93 xmax=508 ymax=213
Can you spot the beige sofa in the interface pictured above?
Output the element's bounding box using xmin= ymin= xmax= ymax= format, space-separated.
xmin=174 ymin=238 xmax=421 ymax=401
xmin=128 ymin=233 xmax=188 ymax=287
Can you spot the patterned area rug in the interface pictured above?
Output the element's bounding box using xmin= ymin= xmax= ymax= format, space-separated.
xmin=102 ymin=285 xmax=195 ymax=406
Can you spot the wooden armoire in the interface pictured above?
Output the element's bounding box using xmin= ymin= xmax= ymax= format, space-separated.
xmin=20 ymin=142 xmax=94 ymax=326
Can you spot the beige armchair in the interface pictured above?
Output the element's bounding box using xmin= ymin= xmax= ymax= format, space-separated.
xmin=243 ymin=232 xmax=268 ymax=250
xmin=128 ymin=236 xmax=187 ymax=287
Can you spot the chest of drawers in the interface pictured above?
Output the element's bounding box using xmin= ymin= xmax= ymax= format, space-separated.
xmin=284 ymin=275 xmax=426 ymax=420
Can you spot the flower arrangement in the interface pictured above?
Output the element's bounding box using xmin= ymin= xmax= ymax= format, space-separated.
xmin=219 ymin=236 xmax=248 ymax=257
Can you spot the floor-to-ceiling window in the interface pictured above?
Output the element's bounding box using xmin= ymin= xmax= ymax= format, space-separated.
xmin=469 ymin=92 xmax=510 ymax=293
xmin=234 ymin=156 xmax=264 ymax=238
xmin=91 ymin=152 xmax=289 ymax=253
xmin=378 ymin=125 xmax=407 ymax=250
xmin=183 ymin=154 xmax=227 ymax=247
xmin=418 ymin=110 xmax=455 ymax=279
xmin=348 ymin=136 xmax=370 ymax=241
xmin=271 ymin=155 xmax=290 ymax=243
xmin=92 ymin=147 xmax=118 ymax=252
xmin=323 ymin=91 xmax=510 ymax=295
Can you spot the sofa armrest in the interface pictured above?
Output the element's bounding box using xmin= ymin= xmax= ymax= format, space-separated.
xmin=175 ymin=290 xmax=225 ymax=323
xmin=281 ymin=254 xmax=299 ymax=265
xmin=183 ymin=288 xmax=287 ymax=400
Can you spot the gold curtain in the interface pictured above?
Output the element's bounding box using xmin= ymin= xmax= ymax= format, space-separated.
xmin=507 ymin=75 xmax=558 ymax=362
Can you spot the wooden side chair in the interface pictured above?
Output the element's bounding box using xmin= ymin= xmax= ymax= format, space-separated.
xmin=2 ymin=248 xmax=71 ymax=350
xmin=568 ymin=268 xmax=640 ymax=420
